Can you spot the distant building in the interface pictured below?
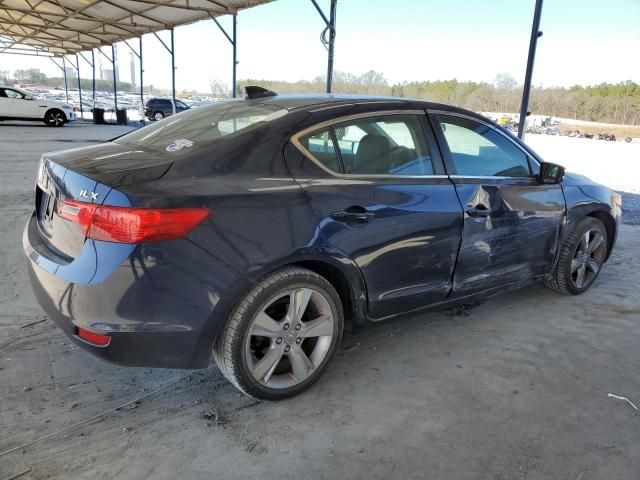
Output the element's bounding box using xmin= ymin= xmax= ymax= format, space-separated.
xmin=101 ymin=68 xmax=119 ymax=82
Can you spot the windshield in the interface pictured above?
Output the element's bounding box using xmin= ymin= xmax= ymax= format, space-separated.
xmin=116 ymin=101 xmax=287 ymax=151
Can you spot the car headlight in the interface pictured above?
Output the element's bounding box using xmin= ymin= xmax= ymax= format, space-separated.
xmin=612 ymin=192 xmax=622 ymax=207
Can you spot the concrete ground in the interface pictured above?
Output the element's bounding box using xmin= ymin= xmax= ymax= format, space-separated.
xmin=1 ymin=122 xmax=639 ymax=480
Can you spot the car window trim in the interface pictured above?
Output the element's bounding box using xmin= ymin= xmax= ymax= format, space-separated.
xmin=291 ymin=110 xmax=446 ymax=179
xmin=428 ymin=109 xmax=540 ymax=178
xmin=327 ymin=127 xmax=346 ymax=173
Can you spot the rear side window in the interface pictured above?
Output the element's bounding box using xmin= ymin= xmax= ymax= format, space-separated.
xmin=116 ymin=102 xmax=287 ymax=151
xmin=435 ymin=115 xmax=531 ymax=177
xmin=298 ymin=115 xmax=433 ymax=176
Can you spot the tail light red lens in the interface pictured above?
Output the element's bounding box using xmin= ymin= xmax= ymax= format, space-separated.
xmin=76 ymin=327 xmax=111 ymax=346
xmin=59 ymin=200 xmax=210 ymax=244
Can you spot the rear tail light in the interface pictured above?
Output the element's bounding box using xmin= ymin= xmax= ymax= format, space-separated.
xmin=76 ymin=327 xmax=111 ymax=346
xmin=59 ymin=200 xmax=210 ymax=244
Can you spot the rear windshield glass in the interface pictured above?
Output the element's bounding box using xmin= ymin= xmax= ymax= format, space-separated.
xmin=115 ymin=102 xmax=287 ymax=150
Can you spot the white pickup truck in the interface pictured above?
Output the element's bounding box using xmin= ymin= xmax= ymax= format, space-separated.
xmin=0 ymin=87 xmax=76 ymax=127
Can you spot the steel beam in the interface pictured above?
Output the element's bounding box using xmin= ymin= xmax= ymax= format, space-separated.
xmin=518 ymin=0 xmax=543 ymax=140
xmin=72 ymin=54 xmax=84 ymax=120
xmin=123 ymin=38 xmax=146 ymax=125
xmin=112 ymin=44 xmax=118 ymax=112
xmin=92 ymin=50 xmax=96 ymax=107
xmin=170 ymin=28 xmax=176 ymax=115
xmin=326 ymin=0 xmax=337 ymax=93
xmin=62 ymin=57 xmax=69 ymax=103
xmin=79 ymin=51 xmax=96 ymax=107
xmin=210 ymin=13 xmax=237 ymax=97
xmin=311 ymin=0 xmax=338 ymax=93
xmin=152 ymin=30 xmax=176 ymax=113
xmin=140 ymin=37 xmax=145 ymax=125
xmin=232 ymin=15 xmax=237 ymax=97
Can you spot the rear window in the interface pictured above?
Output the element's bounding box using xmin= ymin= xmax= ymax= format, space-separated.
xmin=116 ymin=102 xmax=287 ymax=151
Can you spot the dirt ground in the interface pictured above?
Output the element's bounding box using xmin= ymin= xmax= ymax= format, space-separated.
xmin=1 ymin=122 xmax=639 ymax=480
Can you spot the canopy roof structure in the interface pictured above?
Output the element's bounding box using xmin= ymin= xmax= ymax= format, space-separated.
xmin=0 ymin=0 xmax=543 ymax=140
xmin=0 ymin=0 xmax=272 ymax=57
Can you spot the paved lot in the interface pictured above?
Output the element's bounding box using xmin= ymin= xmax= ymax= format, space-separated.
xmin=1 ymin=122 xmax=639 ymax=480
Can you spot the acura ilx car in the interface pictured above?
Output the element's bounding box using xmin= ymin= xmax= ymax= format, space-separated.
xmin=24 ymin=87 xmax=621 ymax=399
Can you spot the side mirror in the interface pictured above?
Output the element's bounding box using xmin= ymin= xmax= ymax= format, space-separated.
xmin=537 ymin=161 xmax=565 ymax=184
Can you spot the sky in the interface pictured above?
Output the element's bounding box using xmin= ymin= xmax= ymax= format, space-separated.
xmin=1 ymin=0 xmax=639 ymax=93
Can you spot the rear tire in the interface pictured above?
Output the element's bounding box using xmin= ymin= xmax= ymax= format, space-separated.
xmin=545 ymin=217 xmax=607 ymax=295
xmin=153 ymin=111 xmax=164 ymax=121
xmin=44 ymin=109 xmax=66 ymax=127
xmin=213 ymin=267 xmax=343 ymax=400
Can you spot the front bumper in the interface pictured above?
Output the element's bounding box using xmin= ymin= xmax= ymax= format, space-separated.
xmin=24 ymin=213 xmax=247 ymax=368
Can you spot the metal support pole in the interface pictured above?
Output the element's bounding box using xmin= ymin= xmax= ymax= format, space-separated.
xmin=112 ymin=45 xmax=118 ymax=113
xmin=91 ymin=50 xmax=96 ymax=108
xmin=232 ymin=14 xmax=237 ymax=98
xmin=326 ymin=0 xmax=337 ymax=93
xmin=75 ymin=54 xmax=83 ymax=120
xmin=170 ymin=28 xmax=176 ymax=115
xmin=211 ymin=14 xmax=237 ymax=98
xmin=518 ymin=0 xmax=543 ymax=140
xmin=62 ymin=57 xmax=69 ymax=104
xmin=311 ymin=0 xmax=338 ymax=93
xmin=139 ymin=37 xmax=145 ymax=125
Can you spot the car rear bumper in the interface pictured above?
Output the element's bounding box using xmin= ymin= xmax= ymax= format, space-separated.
xmin=24 ymin=213 xmax=248 ymax=368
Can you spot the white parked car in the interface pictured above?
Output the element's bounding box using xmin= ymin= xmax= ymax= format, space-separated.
xmin=0 ymin=87 xmax=76 ymax=127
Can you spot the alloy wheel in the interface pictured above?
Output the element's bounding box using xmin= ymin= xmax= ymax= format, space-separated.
xmin=154 ymin=112 xmax=164 ymax=121
xmin=244 ymin=287 xmax=335 ymax=389
xmin=570 ymin=228 xmax=605 ymax=289
xmin=47 ymin=112 xmax=65 ymax=127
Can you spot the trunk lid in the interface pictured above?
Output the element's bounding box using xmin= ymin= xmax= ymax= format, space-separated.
xmin=35 ymin=143 xmax=171 ymax=261
xmin=44 ymin=142 xmax=172 ymax=186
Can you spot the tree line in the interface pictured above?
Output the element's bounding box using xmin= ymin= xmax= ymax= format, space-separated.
xmin=3 ymin=68 xmax=638 ymax=125
xmin=238 ymin=72 xmax=640 ymax=125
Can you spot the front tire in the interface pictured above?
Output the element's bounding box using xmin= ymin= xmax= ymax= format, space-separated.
xmin=545 ymin=217 xmax=608 ymax=295
xmin=213 ymin=267 xmax=344 ymax=400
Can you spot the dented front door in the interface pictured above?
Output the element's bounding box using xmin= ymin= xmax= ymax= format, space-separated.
xmin=428 ymin=111 xmax=566 ymax=297
xmin=450 ymin=176 xmax=565 ymax=295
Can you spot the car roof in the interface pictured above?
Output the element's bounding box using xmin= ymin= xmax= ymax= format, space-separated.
xmin=240 ymin=93 xmax=478 ymax=118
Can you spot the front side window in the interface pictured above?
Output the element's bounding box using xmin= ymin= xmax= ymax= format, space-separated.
xmin=435 ymin=115 xmax=531 ymax=177
xmin=298 ymin=115 xmax=433 ymax=176
xmin=5 ymin=89 xmax=26 ymax=99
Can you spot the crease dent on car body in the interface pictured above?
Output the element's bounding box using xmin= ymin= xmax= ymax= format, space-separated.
xmin=24 ymin=86 xmax=622 ymax=400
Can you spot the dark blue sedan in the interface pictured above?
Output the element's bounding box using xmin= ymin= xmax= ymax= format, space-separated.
xmin=24 ymin=88 xmax=621 ymax=399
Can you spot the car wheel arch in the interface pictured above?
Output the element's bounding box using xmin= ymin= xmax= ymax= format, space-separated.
xmin=564 ymin=206 xmax=616 ymax=260
xmin=291 ymin=259 xmax=360 ymax=333
xmin=586 ymin=210 xmax=616 ymax=261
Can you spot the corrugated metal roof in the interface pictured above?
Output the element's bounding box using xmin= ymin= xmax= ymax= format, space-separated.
xmin=0 ymin=0 xmax=272 ymax=56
